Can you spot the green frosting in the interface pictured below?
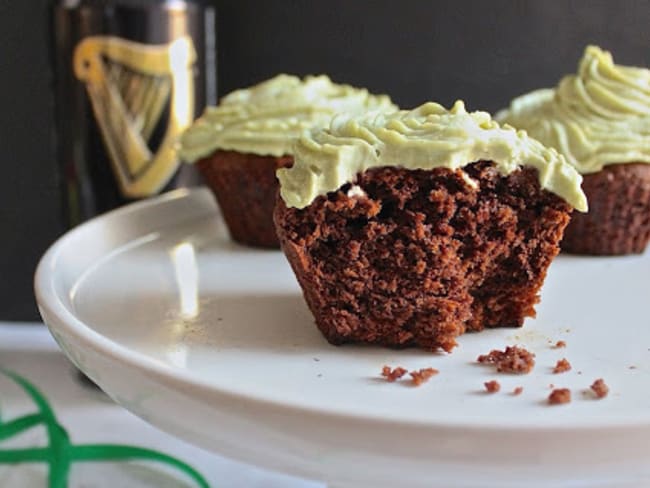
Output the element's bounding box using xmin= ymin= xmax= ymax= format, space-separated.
xmin=178 ymin=74 xmax=397 ymax=162
xmin=497 ymin=46 xmax=650 ymax=174
xmin=277 ymin=101 xmax=587 ymax=211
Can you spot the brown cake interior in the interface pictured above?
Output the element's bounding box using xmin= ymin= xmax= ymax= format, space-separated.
xmin=197 ymin=150 xmax=293 ymax=248
xmin=561 ymin=162 xmax=650 ymax=255
xmin=275 ymin=162 xmax=572 ymax=352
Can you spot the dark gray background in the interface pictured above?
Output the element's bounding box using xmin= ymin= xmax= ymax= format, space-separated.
xmin=3 ymin=0 xmax=650 ymax=320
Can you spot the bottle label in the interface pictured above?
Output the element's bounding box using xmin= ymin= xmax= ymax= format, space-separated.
xmin=73 ymin=35 xmax=197 ymax=198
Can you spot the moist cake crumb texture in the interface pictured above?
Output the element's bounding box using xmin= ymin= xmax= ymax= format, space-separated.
xmin=477 ymin=345 xmax=536 ymax=374
xmin=275 ymin=162 xmax=571 ymax=351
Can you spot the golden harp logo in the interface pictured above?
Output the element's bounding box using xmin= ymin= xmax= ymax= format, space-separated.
xmin=73 ymin=35 xmax=196 ymax=198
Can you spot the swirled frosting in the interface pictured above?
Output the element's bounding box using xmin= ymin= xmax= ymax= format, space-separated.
xmin=496 ymin=46 xmax=650 ymax=174
xmin=178 ymin=74 xmax=397 ymax=161
xmin=277 ymin=101 xmax=587 ymax=211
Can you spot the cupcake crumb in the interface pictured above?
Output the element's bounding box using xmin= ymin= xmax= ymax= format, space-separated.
xmin=409 ymin=367 xmax=439 ymax=386
xmin=484 ymin=380 xmax=501 ymax=393
xmin=381 ymin=365 xmax=407 ymax=382
xmin=553 ymin=340 xmax=566 ymax=348
xmin=477 ymin=346 xmax=535 ymax=374
xmin=548 ymin=388 xmax=571 ymax=405
xmin=512 ymin=386 xmax=524 ymax=396
xmin=590 ymin=378 xmax=609 ymax=398
xmin=553 ymin=358 xmax=572 ymax=374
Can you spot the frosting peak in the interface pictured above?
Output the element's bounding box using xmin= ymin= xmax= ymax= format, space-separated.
xmin=277 ymin=101 xmax=587 ymax=211
xmin=497 ymin=46 xmax=650 ymax=174
xmin=178 ymin=74 xmax=397 ymax=162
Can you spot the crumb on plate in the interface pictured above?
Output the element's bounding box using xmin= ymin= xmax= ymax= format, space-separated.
xmin=553 ymin=358 xmax=572 ymax=374
xmin=548 ymin=388 xmax=571 ymax=405
xmin=409 ymin=367 xmax=439 ymax=386
xmin=477 ymin=345 xmax=535 ymax=374
xmin=381 ymin=365 xmax=407 ymax=382
xmin=590 ymin=378 xmax=609 ymax=398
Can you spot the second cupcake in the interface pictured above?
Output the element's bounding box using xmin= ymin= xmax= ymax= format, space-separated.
xmin=178 ymin=74 xmax=397 ymax=248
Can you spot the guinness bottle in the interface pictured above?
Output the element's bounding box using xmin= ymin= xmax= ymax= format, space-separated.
xmin=52 ymin=0 xmax=216 ymax=227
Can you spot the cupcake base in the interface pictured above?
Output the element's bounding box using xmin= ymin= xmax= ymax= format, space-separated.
xmin=275 ymin=162 xmax=572 ymax=352
xmin=196 ymin=150 xmax=293 ymax=248
xmin=561 ymin=163 xmax=650 ymax=255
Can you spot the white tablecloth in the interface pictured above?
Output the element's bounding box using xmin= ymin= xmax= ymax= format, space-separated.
xmin=0 ymin=322 xmax=323 ymax=488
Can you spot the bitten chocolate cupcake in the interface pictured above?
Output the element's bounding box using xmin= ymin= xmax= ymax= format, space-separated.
xmin=497 ymin=46 xmax=650 ymax=255
xmin=274 ymin=102 xmax=586 ymax=352
xmin=178 ymin=74 xmax=396 ymax=248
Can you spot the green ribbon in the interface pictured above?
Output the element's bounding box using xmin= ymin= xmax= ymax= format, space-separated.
xmin=0 ymin=369 xmax=210 ymax=488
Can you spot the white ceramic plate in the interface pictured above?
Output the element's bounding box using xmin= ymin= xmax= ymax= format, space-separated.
xmin=35 ymin=188 xmax=650 ymax=488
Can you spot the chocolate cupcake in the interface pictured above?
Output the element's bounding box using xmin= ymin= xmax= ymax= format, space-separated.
xmin=178 ymin=74 xmax=397 ymax=248
xmin=274 ymin=102 xmax=586 ymax=352
xmin=497 ymin=46 xmax=650 ymax=255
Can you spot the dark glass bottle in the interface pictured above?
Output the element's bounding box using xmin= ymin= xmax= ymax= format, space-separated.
xmin=52 ymin=0 xmax=216 ymax=227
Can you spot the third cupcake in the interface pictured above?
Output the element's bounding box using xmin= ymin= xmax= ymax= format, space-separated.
xmin=498 ymin=46 xmax=650 ymax=255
